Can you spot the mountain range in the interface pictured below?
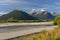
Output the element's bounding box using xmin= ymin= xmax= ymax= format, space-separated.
xmin=29 ymin=9 xmax=55 ymax=20
xmin=0 ymin=9 xmax=55 ymax=20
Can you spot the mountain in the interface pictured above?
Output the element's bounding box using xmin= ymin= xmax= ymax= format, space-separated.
xmin=29 ymin=9 xmax=55 ymax=20
xmin=0 ymin=10 xmax=37 ymax=20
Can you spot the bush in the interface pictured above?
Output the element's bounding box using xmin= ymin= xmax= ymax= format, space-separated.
xmin=54 ymin=16 xmax=60 ymax=25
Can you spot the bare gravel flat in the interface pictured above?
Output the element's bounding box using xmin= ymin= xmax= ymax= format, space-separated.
xmin=0 ymin=22 xmax=57 ymax=40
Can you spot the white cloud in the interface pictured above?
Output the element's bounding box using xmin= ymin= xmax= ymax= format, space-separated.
xmin=0 ymin=0 xmax=41 ymax=6
xmin=0 ymin=0 xmax=27 ymax=5
xmin=0 ymin=12 xmax=8 ymax=15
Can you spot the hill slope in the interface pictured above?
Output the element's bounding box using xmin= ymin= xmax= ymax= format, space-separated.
xmin=0 ymin=10 xmax=37 ymax=20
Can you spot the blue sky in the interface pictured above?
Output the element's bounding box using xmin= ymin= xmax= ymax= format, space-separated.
xmin=0 ymin=0 xmax=60 ymax=15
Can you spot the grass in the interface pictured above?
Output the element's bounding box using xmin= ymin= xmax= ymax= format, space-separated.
xmin=0 ymin=20 xmax=51 ymax=23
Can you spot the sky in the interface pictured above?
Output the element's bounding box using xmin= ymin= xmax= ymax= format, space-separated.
xmin=0 ymin=0 xmax=60 ymax=15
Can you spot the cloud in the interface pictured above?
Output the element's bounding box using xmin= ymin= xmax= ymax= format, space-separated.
xmin=0 ymin=0 xmax=27 ymax=5
xmin=0 ymin=0 xmax=43 ymax=6
xmin=0 ymin=12 xmax=8 ymax=15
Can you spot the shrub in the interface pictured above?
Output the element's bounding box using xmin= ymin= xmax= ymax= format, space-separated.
xmin=54 ymin=16 xmax=60 ymax=25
